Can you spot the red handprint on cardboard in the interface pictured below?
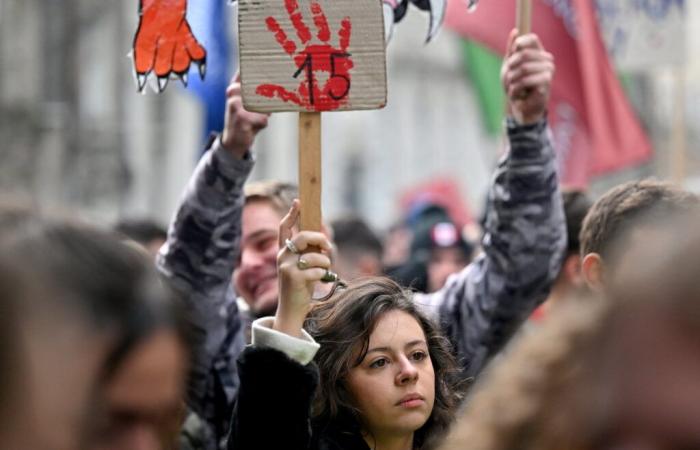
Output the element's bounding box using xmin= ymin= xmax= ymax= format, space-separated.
xmin=255 ymin=0 xmax=354 ymax=112
xmin=132 ymin=0 xmax=207 ymax=92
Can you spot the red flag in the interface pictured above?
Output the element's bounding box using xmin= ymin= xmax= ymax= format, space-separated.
xmin=445 ymin=0 xmax=652 ymax=186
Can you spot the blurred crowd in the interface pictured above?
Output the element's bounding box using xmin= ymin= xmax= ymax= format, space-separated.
xmin=2 ymin=29 xmax=700 ymax=450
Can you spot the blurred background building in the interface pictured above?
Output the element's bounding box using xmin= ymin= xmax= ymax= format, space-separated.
xmin=0 ymin=0 xmax=698 ymax=231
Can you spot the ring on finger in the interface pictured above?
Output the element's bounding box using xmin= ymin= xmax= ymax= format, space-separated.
xmin=297 ymin=256 xmax=310 ymax=270
xmin=321 ymin=269 xmax=339 ymax=283
xmin=285 ymin=238 xmax=300 ymax=255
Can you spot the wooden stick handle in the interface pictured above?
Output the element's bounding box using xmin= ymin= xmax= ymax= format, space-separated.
xmin=513 ymin=0 xmax=533 ymax=101
xmin=298 ymin=112 xmax=322 ymax=232
xmin=517 ymin=0 xmax=532 ymax=35
xmin=671 ymin=68 xmax=687 ymax=184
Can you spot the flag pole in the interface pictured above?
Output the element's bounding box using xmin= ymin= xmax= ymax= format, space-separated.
xmin=517 ymin=0 xmax=532 ymax=35
xmin=513 ymin=0 xmax=533 ymax=101
xmin=670 ymin=67 xmax=687 ymax=185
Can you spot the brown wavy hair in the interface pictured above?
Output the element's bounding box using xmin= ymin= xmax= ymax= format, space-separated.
xmin=579 ymin=179 xmax=698 ymax=258
xmin=304 ymin=277 xmax=464 ymax=448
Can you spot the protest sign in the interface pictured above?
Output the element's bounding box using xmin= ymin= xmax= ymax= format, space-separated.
xmin=597 ymin=0 xmax=685 ymax=71
xmin=238 ymin=0 xmax=388 ymax=113
xmin=239 ymin=0 xmax=388 ymax=231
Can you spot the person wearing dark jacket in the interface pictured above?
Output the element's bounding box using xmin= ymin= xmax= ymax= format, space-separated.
xmin=229 ymin=206 xmax=463 ymax=450
xmin=159 ymin=30 xmax=564 ymax=449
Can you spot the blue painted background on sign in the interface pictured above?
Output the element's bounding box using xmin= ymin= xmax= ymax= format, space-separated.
xmin=186 ymin=0 xmax=237 ymax=142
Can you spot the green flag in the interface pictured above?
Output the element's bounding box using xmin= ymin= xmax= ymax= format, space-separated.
xmin=461 ymin=40 xmax=505 ymax=136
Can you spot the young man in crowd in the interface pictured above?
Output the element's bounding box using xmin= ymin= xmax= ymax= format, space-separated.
xmin=579 ymin=179 xmax=699 ymax=291
xmin=159 ymin=31 xmax=565 ymax=449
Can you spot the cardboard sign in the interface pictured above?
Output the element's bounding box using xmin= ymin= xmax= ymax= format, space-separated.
xmin=239 ymin=0 xmax=388 ymax=112
xmin=132 ymin=0 xmax=207 ymax=93
xmin=597 ymin=0 xmax=686 ymax=71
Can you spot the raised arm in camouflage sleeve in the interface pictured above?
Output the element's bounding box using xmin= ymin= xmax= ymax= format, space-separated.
xmin=157 ymin=137 xmax=254 ymax=434
xmin=416 ymin=117 xmax=566 ymax=378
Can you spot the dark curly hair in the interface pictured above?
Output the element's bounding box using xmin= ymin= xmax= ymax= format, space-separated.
xmin=305 ymin=277 xmax=464 ymax=448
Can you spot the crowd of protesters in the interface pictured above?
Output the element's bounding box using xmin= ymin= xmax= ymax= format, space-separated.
xmin=2 ymin=28 xmax=700 ymax=450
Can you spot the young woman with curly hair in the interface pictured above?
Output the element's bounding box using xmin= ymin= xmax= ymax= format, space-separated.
xmin=227 ymin=201 xmax=464 ymax=450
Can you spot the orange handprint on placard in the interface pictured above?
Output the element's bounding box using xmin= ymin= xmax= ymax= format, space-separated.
xmin=256 ymin=0 xmax=354 ymax=111
xmin=133 ymin=0 xmax=207 ymax=92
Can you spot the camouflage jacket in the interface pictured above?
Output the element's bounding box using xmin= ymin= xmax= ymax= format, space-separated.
xmin=157 ymin=119 xmax=566 ymax=450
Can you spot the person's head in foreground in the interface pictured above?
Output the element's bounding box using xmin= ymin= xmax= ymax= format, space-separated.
xmin=436 ymin=210 xmax=700 ymax=450
xmin=579 ymin=179 xmax=698 ymax=291
xmin=273 ymin=201 xmax=465 ymax=450
xmin=0 ymin=213 xmax=189 ymax=450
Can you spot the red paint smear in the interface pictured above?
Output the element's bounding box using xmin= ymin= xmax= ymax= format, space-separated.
xmin=290 ymin=12 xmax=312 ymax=43
xmin=339 ymin=18 xmax=351 ymax=51
xmin=266 ymin=16 xmax=296 ymax=55
xmin=256 ymin=84 xmax=302 ymax=106
xmin=284 ymin=0 xmax=312 ymax=43
xmin=257 ymin=12 xmax=354 ymax=112
xmin=310 ymin=3 xmax=331 ymax=42
xmin=284 ymin=0 xmax=300 ymax=15
xmin=292 ymin=45 xmax=354 ymax=111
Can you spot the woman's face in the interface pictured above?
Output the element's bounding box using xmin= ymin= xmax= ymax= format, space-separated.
xmin=345 ymin=310 xmax=436 ymax=440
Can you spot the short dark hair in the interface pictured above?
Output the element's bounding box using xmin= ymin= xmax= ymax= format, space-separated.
xmin=306 ymin=277 xmax=464 ymax=448
xmin=562 ymin=190 xmax=592 ymax=255
xmin=580 ymin=179 xmax=698 ymax=258
xmin=331 ymin=216 xmax=383 ymax=258
xmin=114 ymin=219 xmax=167 ymax=247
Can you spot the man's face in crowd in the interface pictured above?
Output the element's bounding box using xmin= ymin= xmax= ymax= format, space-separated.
xmin=234 ymin=200 xmax=283 ymax=316
xmin=427 ymin=247 xmax=469 ymax=293
xmin=89 ymin=330 xmax=187 ymax=450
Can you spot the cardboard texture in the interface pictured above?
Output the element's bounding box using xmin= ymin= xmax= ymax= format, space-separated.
xmin=239 ymin=0 xmax=388 ymax=113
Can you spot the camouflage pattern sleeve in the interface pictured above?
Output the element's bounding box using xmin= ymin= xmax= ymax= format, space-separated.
xmin=156 ymin=137 xmax=254 ymax=429
xmin=415 ymin=117 xmax=566 ymax=379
